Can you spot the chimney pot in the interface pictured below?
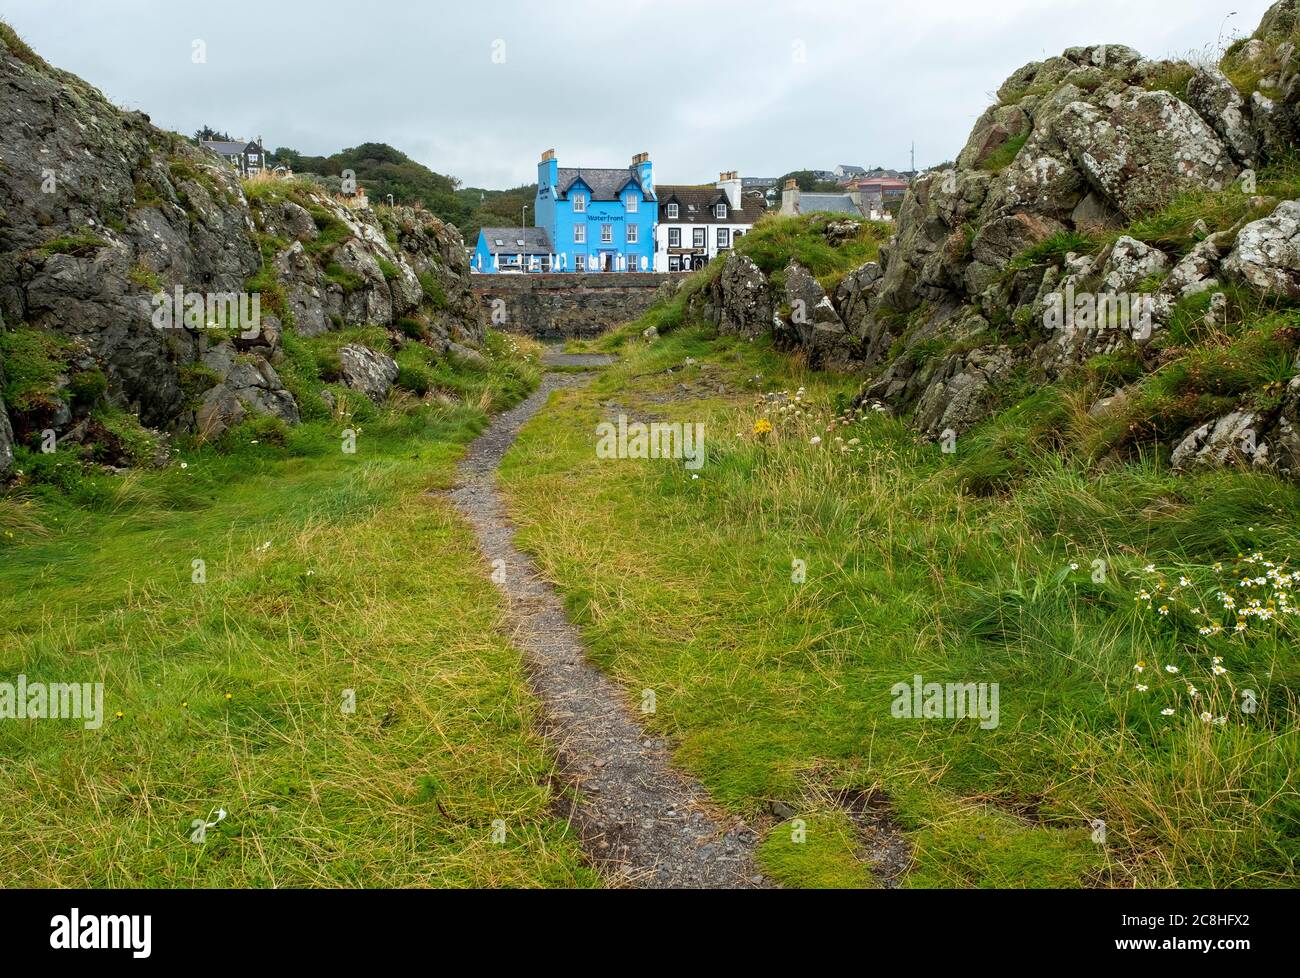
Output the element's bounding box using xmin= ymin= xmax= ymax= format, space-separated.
xmin=541 ymin=149 xmax=555 ymax=162
xmin=783 ymin=178 xmax=798 ymax=190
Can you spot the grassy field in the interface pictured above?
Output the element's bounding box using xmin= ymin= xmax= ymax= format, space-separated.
xmin=0 ymin=333 xmax=597 ymax=887
xmin=499 ymin=324 xmax=1299 ymax=888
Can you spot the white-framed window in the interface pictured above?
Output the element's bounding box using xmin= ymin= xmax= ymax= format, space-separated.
xmin=572 ymin=193 xmax=586 ymax=213
xmin=627 ymin=224 xmax=638 ymax=243
xmin=668 ymin=227 xmax=680 ymax=247
xmin=601 ymin=224 xmax=612 ymax=243
xmin=669 ymin=255 xmax=681 ymax=272
xmin=693 ymin=228 xmax=705 ymax=248
xmin=575 ymin=254 xmax=586 ymax=272
xmin=717 ymin=228 xmax=730 ymax=248
xmin=626 ymin=194 xmax=638 ymax=213
xmin=667 ymin=202 xmax=678 ymax=219
xmin=715 ymin=203 xmax=727 ymax=219
xmin=574 ymin=225 xmax=585 ymax=243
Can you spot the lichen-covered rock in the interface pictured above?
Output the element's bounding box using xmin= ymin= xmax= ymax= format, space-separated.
xmin=195 ymin=344 xmax=299 ymax=440
xmin=1171 ymin=410 xmax=1274 ymax=471
xmin=1096 ymin=235 xmax=1170 ymax=293
xmin=912 ymin=346 xmax=1021 ymax=440
xmin=1051 ymin=90 xmax=1239 ymax=220
xmin=1186 ymin=66 xmax=1258 ymax=163
xmin=835 ymin=261 xmax=894 ymax=366
xmin=824 ymin=220 xmax=863 ymax=247
xmin=779 ymin=261 xmax=856 ymax=369
xmin=1222 ymin=200 xmax=1300 ymax=299
xmin=337 ymin=344 xmax=399 ymax=403
xmin=709 ymin=253 xmax=774 ymax=337
xmin=1162 ymin=232 xmax=1231 ymax=299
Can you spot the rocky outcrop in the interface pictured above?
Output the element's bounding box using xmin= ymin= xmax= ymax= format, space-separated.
xmin=0 ymin=26 xmax=482 ymax=477
xmin=681 ymin=2 xmax=1300 ymax=482
xmin=337 ymin=344 xmax=399 ymax=403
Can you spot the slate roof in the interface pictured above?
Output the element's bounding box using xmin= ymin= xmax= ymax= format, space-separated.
xmin=479 ymin=227 xmax=553 ymax=254
xmin=797 ymin=193 xmax=866 ymax=215
xmin=838 ymin=164 xmax=866 ymax=175
xmin=657 ymin=185 xmax=765 ymax=225
xmin=556 ymin=167 xmax=652 ymax=201
xmin=199 ymin=139 xmax=262 ymax=156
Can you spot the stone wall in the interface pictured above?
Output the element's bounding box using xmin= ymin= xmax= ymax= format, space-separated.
xmin=472 ymin=272 xmax=674 ymax=338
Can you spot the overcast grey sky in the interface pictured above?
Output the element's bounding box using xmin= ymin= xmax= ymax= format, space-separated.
xmin=2 ymin=0 xmax=1276 ymax=188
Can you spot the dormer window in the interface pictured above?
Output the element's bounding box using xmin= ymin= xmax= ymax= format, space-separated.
xmin=572 ymin=193 xmax=586 ymax=213
xmin=715 ymin=203 xmax=727 ymax=219
xmin=626 ymin=194 xmax=638 ymax=213
xmin=667 ymin=202 xmax=678 ymax=219
xmin=494 ymin=239 xmax=503 ymax=246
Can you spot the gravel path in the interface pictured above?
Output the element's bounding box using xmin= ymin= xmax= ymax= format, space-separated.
xmin=445 ymin=358 xmax=770 ymax=888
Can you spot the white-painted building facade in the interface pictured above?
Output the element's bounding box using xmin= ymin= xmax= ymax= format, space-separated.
xmin=653 ymin=171 xmax=767 ymax=272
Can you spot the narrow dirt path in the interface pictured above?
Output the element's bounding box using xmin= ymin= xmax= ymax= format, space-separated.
xmin=445 ymin=354 xmax=770 ymax=888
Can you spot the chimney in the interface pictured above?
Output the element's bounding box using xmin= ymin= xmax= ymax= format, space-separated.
xmin=631 ymin=151 xmax=653 ymax=192
xmin=716 ymin=170 xmax=742 ymax=210
xmin=538 ymin=149 xmax=558 ymax=192
xmin=781 ymin=179 xmax=800 ymax=216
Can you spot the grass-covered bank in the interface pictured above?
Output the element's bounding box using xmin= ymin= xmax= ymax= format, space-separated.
xmin=499 ymin=324 xmax=1299 ymax=888
xmin=0 ymin=333 xmax=597 ymax=887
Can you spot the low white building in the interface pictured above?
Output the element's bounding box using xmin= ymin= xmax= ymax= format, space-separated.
xmin=653 ymin=171 xmax=766 ymax=272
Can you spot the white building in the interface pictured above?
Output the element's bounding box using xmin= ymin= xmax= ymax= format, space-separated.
xmin=653 ymin=171 xmax=766 ymax=272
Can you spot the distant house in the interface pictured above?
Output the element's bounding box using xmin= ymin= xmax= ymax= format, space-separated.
xmin=198 ymin=138 xmax=267 ymax=177
xmin=851 ymin=175 xmax=910 ymax=202
xmin=471 ymin=227 xmax=555 ymax=273
xmin=778 ymin=180 xmax=890 ymax=221
xmin=654 ymin=171 xmax=766 ymax=272
xmin=834 ymin=164 xmax=866 ymax=184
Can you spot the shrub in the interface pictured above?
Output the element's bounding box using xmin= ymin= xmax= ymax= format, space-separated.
xmin=978 ymin=132 xmax=1029 ymax=173
xmin=1008 ymin=231 xmax=1100 ymax=271
xmin=36 ymin=232 xmax=108 ymax=258
xmin=395 ymin=364 xmax=433 ymax=396
xmin=419 ymin=272 xmax=448 ymax=308
xmin=396 ymin=316 xmax=429 ymax=340
xmin=0 ymin=327 xmax=72 ymax=410
xmin=128 ymin=262 xmax=162 ymax=292
xmin=324 ymin=262 xmax=367 ymax=294
xmin=67 ymin=369 xmax=108 ymax=408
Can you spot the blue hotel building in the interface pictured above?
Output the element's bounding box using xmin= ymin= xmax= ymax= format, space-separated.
xmin=471 ymin=149 xmax=658 ymax=273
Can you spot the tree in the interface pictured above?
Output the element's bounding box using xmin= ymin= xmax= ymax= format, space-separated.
xmin=193 ymin=126 xmax=233 ymax=143
xmin=776 ymin=170 xmax=840 ymax=192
